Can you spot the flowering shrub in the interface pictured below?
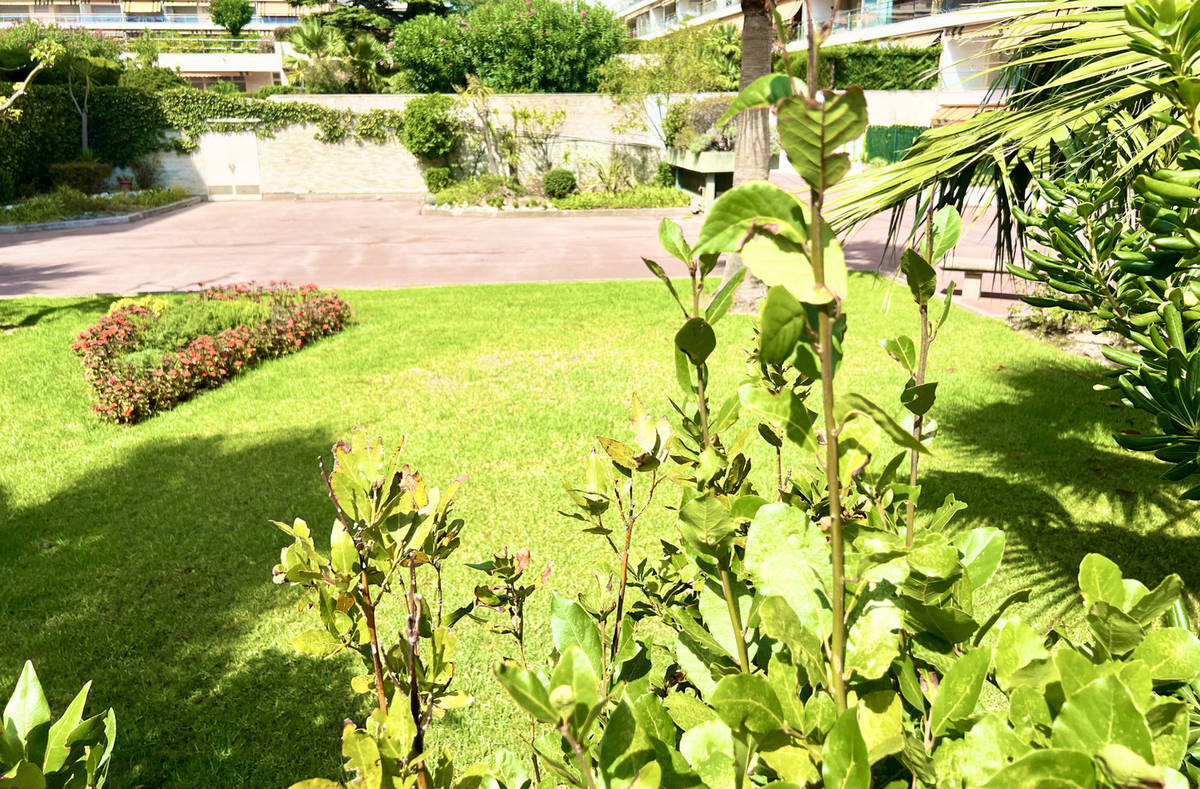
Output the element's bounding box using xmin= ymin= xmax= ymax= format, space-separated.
xmin=72 ymin=282 xmax=351 ymax=423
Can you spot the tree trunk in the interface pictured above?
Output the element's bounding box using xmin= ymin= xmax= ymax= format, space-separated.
xmin=729 ymin=0 xmax=774 ymax=312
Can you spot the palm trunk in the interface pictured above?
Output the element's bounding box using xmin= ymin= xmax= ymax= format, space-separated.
xmin=729 ymin=0 xmax=774 ymax=312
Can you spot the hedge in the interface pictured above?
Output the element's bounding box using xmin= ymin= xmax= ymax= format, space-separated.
xmin=0 ymin=84 xmax=405 ymax=193
xmin=864 ymin=124 xmax=928 ymax=163
xmin=777 ymin=44 xmax=940 ymax=91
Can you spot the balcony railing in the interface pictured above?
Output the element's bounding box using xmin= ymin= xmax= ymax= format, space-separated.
xmin=0 ymin=11 xmax=299 ymax=25
xmin=829 ymin=0 xmax=990 ymax=31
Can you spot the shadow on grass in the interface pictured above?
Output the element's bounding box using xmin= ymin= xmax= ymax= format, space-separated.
xmin=0 ymin=430 xmax=358 ymax=788
xmin=0 ymin=294 xmax=120 ymax=331
xmin=927 ymin=357 xmax=1200 ymax=625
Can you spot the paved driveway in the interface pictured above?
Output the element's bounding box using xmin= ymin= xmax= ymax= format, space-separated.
xmin=0 ymin=198 xmax=1007 ymax=311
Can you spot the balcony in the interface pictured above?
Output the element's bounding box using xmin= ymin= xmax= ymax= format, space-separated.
xmin=828 ymin=0 xmax=995 ymax=33
xmin=0 ymin=10 xmax=301 ymax=27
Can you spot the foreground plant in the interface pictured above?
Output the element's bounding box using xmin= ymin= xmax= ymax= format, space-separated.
xmin=1 ymin=661 xmax=115 ymax=787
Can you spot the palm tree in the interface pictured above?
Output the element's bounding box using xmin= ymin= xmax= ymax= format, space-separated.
xmin=830 ymin=0 xmax=1175 ymax=252
xmin=289 ymin=17 xmax=342 ymax=60
xmin=344 ymin=33 xmax=384 ymax=93
xmin=733 ymin=0 xmax=774 ymax=186
xmin=704 ymin=23 xmax=742 ymax=90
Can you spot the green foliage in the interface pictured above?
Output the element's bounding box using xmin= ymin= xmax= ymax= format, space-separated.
xmin=541 ymin=167 xmax=576 ymax=199
xmin=433 ymin=174 xmax=523 ymax=206
xmin=136 ymin=299 xmax=271 ymax=355
xmin=863 ymin=124 xmax=928 ymax=164
xmin=669 ymin=96 xmax=735 ymax=153
xmin=48 ymin=161 xmax=112 ymax=193
xmin=118 ymin=66 xmax=191 ymax=94
xmin=0 ymin=21 xmax=122 ymax=85
xmin=654 ymin=160 xmax=674 ymax=188
xmin=384 ymin=0 xmax=625 ymax=93
xmin=0 ymin=661 xmax=116 ymax=787
xmin=1008 ymin=0 xmax=1200 ymax=499
xmin=208 ymin=80 xmax=243 ymax=95
xmin=549 ymin=184 xmax=689 ymax=209
xmin=255 ymin=84 xmax=298 ymax=97
xmin=0 ymin=186 xmax=187 ymax=225
xmin=209 ymin=0 xmax=255 ymax=37
xmin=401 ymin=93 xmax=463 ymax=160
xmin=423 ymin=166 xmax=453 ymax=193
xmin=776 ymin=44 xmax=939 ymax=90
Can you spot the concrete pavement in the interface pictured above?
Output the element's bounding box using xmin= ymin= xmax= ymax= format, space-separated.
xmin=0 ymin=198 xmax=1016 ymax=315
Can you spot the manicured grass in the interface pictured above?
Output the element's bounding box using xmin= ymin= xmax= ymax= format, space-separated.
xmin=0 ymin=276 xmax=1188 ymax=787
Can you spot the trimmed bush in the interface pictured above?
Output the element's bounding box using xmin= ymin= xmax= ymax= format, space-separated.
xmin=542 ymin=168 xmax=577 ymax=198
xmin=654 ymin=161 xmax=674 ymax=188
xmin=423 ymin=166 xmax=453 ymax=193
xmin=669 ymin=96 xmax=734 ymax=153
xmin=118 ymin=67 xmax=191 ymax=94
xmin=549 ymin=184 xmax=689 ymax=209
xmin=48 ymin=161 xmax=113 ymax=194
xmin=775 ymin=44 xmax=939 ymax=90
xmin=255 ymin=84 xmax=298 ymax=97
xmin=863 ymin=124 xmax=928 ymax=163
xmin=72 ymin=282 xmax=352 ymax=422
xmin=401 ymin=93 xmax=463 ymax=159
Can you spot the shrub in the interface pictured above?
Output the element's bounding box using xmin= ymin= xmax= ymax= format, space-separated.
xmin=137 ymin=299 xmax=272 ymax=354
xmin=131 ymin=155 xmax=159 ymax=189
xmin=0 ymin=187 xmax=187 ymax=225
xmin=541 ymin=167 xmax=576 ymax=198
xmin=71 ymin=282 xmax=352 ymax=422
xmin=0 ymin=169 xmax=14 ymax=203
xmin=118 ymin=66 xmax=190 ymax=94
xmin=48 ymin=161 xmax=113 ymax=193
xmin=1 ymin=661 xmax=115 ymax=786
xmin=422 ymin=166 xmax=453 ymax=193
xmin=669 ymin=95 xmax=735 ymax=153
xmin=209 ymin=80 xmax=243 ymax=95
xmin=549 ymin=184 xmax=689 ymax=209
xmin=384 ymin=0 xmax=625 ymax=93
xmin=863 ymin=124 xmax=927 ymax=163
xmin=774 ymin=43 xmax=939 ymax=90
xmin=433 ymin=174 xmax=523 ymax=205
xmin=661 ymin=100 xmax=689 ymax=149
xmin=653 ymin=160 xmax=674 ymax=187
xmin=255 ymin=84 xmax=298 ymax=97
xmin=400 ymin=93 xmax=462 ymax=159
xmin=209 ymin=0 xmax=254 ymax=37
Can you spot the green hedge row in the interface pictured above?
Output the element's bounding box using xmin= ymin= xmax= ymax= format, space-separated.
xmin=778 ymin=44 xmax=940 ymax=91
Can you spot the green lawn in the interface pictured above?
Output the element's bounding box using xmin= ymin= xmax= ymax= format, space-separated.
xmin=0 ymin=275 xmax=1191 ymax=787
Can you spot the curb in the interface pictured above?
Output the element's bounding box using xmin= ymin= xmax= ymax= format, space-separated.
xmin=0 ymin=197 xmax=204 ymax=235
xmin=418 ymin=204 xmax=699 ymax=219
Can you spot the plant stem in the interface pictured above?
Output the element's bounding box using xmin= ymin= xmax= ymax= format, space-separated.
xmin=406 ymin=562 xmax=430 ymax=789
xmin=721 ymin=563 xmax=752 ymax=673
xmin=691 ymin=272 xmax=713 ymax=448
xmin=805 ymin=0 xmax=847 ymax=714
xmin=563 ymin=728 xmax=598 ymax=789
xmin=906 ymin=201 xmax=935 ymax=547
xmin=611 ymin=495 xmax=636 ymax=663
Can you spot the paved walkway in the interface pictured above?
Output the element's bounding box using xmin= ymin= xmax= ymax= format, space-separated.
xmin=0 ymin=198 xmax=1017 ymax=315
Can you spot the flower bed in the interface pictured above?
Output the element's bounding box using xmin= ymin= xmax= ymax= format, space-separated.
xmin=0 ymin=187 xmax=190 ymax=225
xmin=72 ymin=283 xmax=351 ymax=422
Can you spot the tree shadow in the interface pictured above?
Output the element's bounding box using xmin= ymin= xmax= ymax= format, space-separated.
xmin=926 ymin=356 xmax=1200 ymax=626
xmin=0 ymin=430 xmax=361 ymax=788
xmin=0 ymin=294 xmax=120 ymax=330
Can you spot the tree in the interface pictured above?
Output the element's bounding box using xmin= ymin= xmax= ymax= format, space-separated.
xmin=60 ymin=48 xmax=120 ymax=152
xmin=210 ymin=0 xmax=254 ymax=37
xmin=0 ymin=40 xmax=62 ymax=117
xmin=732 ymin=0 xmax=773 ymax=186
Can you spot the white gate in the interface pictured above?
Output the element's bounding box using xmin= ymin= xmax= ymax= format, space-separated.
xmin=199 ymin=131 xmax=261 ymax=201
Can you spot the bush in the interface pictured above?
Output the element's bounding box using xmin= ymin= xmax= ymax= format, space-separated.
xmin=48 ymin=161 xmax=113 ymax=193
xmin=0 ymin=186 xmax=187 ymax=225
xmin=118 ymin=66 xmax=191 ymax=94
xmin=653 ymin=160 xmax=674 ymax=188
xmin=669 ymin=96 xmax=735 ymax=153
xmin=137 ymin=299 xmax=273 ymax=354
xmin=384 ymin=0 xmax=625 ymax=93
xmin=863 ymin=124 xmax=928 ymax=163
xmin=0 ymin=169 xmax=14 ymax=203
xmin=542 ymin=167 xmax=576 ymax=198
xmin=255 ymin=84 xmax=298 ymax=97
xmin=72 ymin=282 xmax=352 ymax=422
xmin=549 ymin=184 xmax=689 ymax=209
xmin=209 ymin=80 xmax=243 ymax=95
xmin=661 ymin=101 xmax=689 ymax=149
xmin=775 ymin=43 xmax=939 ymax=90
xmin=422 ymin=166 xmax=453 ymax=193
xmin=401 ymin=93 xmax=463 ymax=160
xmin=433 ymin=174 xmax=523 ymax=206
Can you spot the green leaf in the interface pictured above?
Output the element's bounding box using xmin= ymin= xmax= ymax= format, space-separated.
xmin=900 ymin=381 xmax=937 ymax=416
xmin=40 ymin=681 xmax=91 ymax=774
xmin=693 ymin=181 xmax=808 ymax=257
xmin=292 ymin=628 xmax=343 ymax=657
xmin=1008 ymin=685 xmax=1052 ymax=742
xmin=662 ymin=693 xmax=719 ymax=733
xmin=1086 ymin=602 xmax=1144 ymax=656
xmin=1130 ymin=628 xmax=1200 ymax=683
xmin=679 ymin=719 xmax=735 ymax=789
xmin=758 ymin=595 xmax=825 ymax=680
xmin=953 ymin=528 xmax=1005 ymax=589
xmin=741 ymin=230 xmax=846 ymax=305
xmin=778 ymin=88 xmax=868 ymax=192
xmin=900 ymin=249 xmax=937 ymax=305
xmin=716 ymin=73 xmax=799 ymax=127
xmin=855 ymin=691 xmax=903 ymax=764
xmin=705 ymin=267 xmax=746 ymax=325
xmin=329 ymin=521 xmax=357 ymax=576
xmin=658 ymin=218 xmax=690 ymax=264
xmin=677 ymin=494 xmax=735 ymax=560
xmin=288 ymin=780 xmax=343 ymax=789
xmin=1051 ymin=676 xmax=1155 ymax=764
xmin=980 ymin=749 xmax=1097 ymax=788
xmin=737 ymin=383 xmax=816 ymax=450
xmin=1127 ymin=574 xmax=1183 ymax=626
xmin=341 ymin=727 xmax=383 ymax=789
xmin=3 ymin=662 xmax=50 ymax=754
xmin=842 ymin=393 xmax=927 ymax=453
xmin=759 ymin=286 xmax=808 ymax=365
xmin=930 ymin=205 xmax=962 ymax=263
xmin=821 ymin=709 xmax=870 ymax=789
xmin=550 ymin=646 xmax=602 ymax=735
xmin=675 ymin=317 xmax=717 ymax=366
xmin=495 ymin=661 xmax=558 ymax=724
xmin=930 ymin=647 xmax=991 ymax=737
xmin=643 ymin=258 xmax=687 ymax=316
xmin=745 ymin=503 xmax=831 ymax=643
xmin=1146 ymin=700 xmax=1188 ymax=767
xmin=1079 ymin=554 xmax=1127 ymax=609
xmin=845 ymin=600 xmax=902 ymax=681
xmin=879 ymin=336 xmax=916 ymax=372
xmin=993 ymin=620 xmax=1050 ymax=692
xmin=708 ymin=674 xmax=786 ymax=734
xmin=0 ymin=761 xmax=47 ymax=789
xmin=550 ymin=592 xmax=603 ymax=676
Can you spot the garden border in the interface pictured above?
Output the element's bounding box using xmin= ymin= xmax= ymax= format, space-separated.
xmin=417 ymin=204 xmax=698 ymax=218
xmin=0 ymin=196 xmax=203 ymax=235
